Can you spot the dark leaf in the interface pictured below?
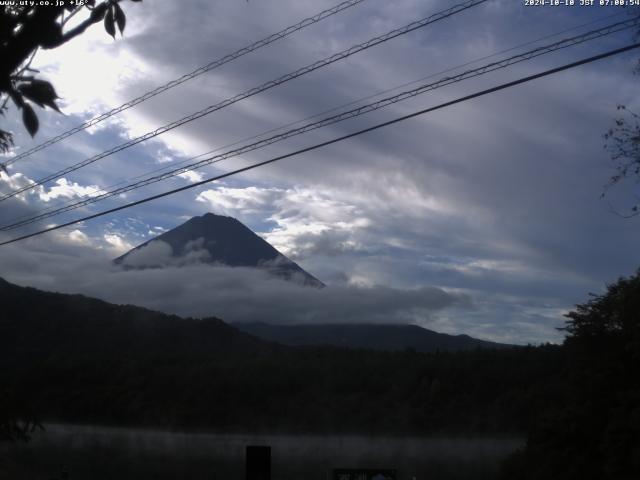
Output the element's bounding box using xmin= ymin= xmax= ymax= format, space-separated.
xmin=104 ymin=7 xmax=116 ymax=38
xmin=44 ymin=97 xmax=62 ymax=113
xmin=17 ymin=80 xmax=61 ymax=112
xmin=113 ymin=3 xmax=126 ymax=35
xmin=89 ymin=2 xmax=106 ymax=21
xmin=8 ymin=90 xmax=25 ymax=109
xmin=22 ymin=103 xmax=39 ymax=137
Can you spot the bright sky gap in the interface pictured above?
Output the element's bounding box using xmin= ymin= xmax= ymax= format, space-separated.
xmin=2 ymin=0 xmax=369 ymax=167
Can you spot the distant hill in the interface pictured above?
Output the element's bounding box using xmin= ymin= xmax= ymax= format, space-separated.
xmin=114 ymin=212 xmax=323 ymax=287
xmin=0 ymin=278 xmax=506 ymax=362
xmin=0 ymin=277 xmax=275 ymax=363
xmin=233 ymin=322 xmax=512 ymax=352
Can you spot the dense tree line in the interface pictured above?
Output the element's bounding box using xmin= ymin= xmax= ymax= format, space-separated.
xmin=0 ymin=278 xmax=564 ymax=436
xmin=502 ymin=269 xmax=640 ymax=479
xmin=2 ymin=343 xmax=565 ymax=435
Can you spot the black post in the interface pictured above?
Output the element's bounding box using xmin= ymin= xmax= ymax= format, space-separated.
xmin=246 ymin=445 xmax=271 ymax=480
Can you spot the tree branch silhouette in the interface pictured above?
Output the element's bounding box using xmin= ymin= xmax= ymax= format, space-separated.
xmin=0 ymin=0 xmax=141 ymax=152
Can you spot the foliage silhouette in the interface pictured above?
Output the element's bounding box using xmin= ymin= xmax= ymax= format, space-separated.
xmin=502 ymin=269 xmax=640 ymax=479
xmin=603 ymin=105 xmax=640 ymax=217
xmin=0 ymin=0 xmax=140 ymax=151
xmin=602 ymin=8 xmax=640 ymax=216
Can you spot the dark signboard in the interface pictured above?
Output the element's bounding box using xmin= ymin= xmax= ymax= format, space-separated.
xmin=333 ymin=469 xmax=396 ymax=480
xmin=246 ymin=445 xmax=271 ymax=480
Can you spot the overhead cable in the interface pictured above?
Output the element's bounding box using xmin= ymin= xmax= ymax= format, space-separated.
xmin=1 ymin=41 xmax=638 ymax=247
xmin=0 ymin=0 xmax=488 ymax=202
xmin=2 ymin=17 xmax=637 ymax=231
xmin=1 ymin=0 xmax=369 ymax=167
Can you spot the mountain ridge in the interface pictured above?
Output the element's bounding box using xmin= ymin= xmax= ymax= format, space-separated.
xmin=114 ymin=212 xmax=324 ymax=287
xmin=233 ymin=321 xmax=512 ymax=352
xmin=0 ymin=277 xmax=510 ymax=356
xmin=0 ymin=276 xmax=277 ymax=360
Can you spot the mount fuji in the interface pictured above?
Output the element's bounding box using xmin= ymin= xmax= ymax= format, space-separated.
xmin=114 ymin=212 xmax=324 ymax=287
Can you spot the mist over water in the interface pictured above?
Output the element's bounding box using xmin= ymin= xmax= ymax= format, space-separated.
xmin=2 ymin=424 xmax=523 ymax=480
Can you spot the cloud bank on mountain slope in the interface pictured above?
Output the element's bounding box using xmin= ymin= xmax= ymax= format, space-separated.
xmin=0 ymin=234 xmax=472 ymax=333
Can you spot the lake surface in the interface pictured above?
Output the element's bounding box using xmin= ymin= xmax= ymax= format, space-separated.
xmin=1 ymin=424 xmax=523 ymax=480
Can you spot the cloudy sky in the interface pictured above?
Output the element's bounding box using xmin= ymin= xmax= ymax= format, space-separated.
xmin=1 ymin=0 xmax=639 ymax=344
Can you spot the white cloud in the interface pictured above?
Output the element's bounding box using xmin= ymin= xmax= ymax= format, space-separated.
xmin=119 ymin=238 xmax=215 ymax=268
xmin=119 ymin=239 xmax=173 ymax=267
xmin=38 ymin=178 xmax=106 ymax=202
xmin=67 ymin=229 xmax=91 ymax=246
xmin=0 ymin=171 xmax=33 ymax=200
xmin=103 ymin=233 xmax=133 ymax=254
xmin=197 ymin=186 xmax=281 ymax=215
xmin=34 ymin=2 xmax=151 ymax=121
xmin=197 ymin=185 xmax=372 ymax=258
xmin=177 ymin=170 xmax=204 ymax=183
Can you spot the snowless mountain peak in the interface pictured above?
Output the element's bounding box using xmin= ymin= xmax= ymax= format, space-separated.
xmin=114 ymin=212 xmax=324 ymax=287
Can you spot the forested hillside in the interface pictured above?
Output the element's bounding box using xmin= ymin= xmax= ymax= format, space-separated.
xmin=0 ymin=278 xmax=563 ymax=435
xmin=234 ymin=322 xmax=511 ymax=352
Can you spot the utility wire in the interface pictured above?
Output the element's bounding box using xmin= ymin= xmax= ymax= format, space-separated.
xmin=1 ymin=42 xmax=638 ymax=247
xmin=1 ymin=0 xmax=369 ymax=167
xmin=3 ymin=11 xmax=622 ymax=231
xmin=5 ymin=8 xmax=624 ymax=229
xmin=2 ymin=17 xmax=637 ymax=232
xmin=12 ymin=8 xmax=624 ymax=225
xmin=0 ymin=0 xmax=487 ymax=203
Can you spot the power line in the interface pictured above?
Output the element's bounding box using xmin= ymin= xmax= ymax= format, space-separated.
xmin=2 ymin=17 xmax=636 ymax=232
xmin=1 ymin=0 xmax=369 ymax=168
xmin=2 ymin=42 xmax=638 ymax=247
xmin=0 ymin=0 xmax=487 ymax=203
xmin=5 ymin=8 xmax=623 ymax=230
xmin=26 ymin=4 xmax=616 ymax=231
xmin=3 ymin=9 xmax=630 ymax=201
